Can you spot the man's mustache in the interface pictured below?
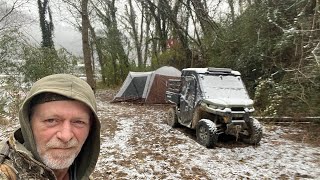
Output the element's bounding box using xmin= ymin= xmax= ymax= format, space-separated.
xmin=45 ymin=138 xmax=79 ymax=149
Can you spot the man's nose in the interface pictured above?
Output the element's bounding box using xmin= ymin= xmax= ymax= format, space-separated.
xmin=56 ymin=121 xmax=74 ymax=143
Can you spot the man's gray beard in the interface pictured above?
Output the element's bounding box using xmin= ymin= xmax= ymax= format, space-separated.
xmin=41 ymin=152 xmax=77 ymax=169
xmin=38 ymin=138 xmax=80 ymax=170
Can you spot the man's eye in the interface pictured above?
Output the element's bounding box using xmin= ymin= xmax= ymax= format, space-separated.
xmin=43 ymin=118 xmax=58 ymax=126
xmin=45 ymin=119 xmax=56 ymax=123
xmin=75 ymin=120 xmax=85 ymax=124
xmin=73 ymin=120 xmax=88 ymax=127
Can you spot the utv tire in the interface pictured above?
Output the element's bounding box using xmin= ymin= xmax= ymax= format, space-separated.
xmin=167 ymin=107 xmax=179 ymax=127
xmin=196 ymin=119 xmax=218 ymax=148
xmin=241 ymin=118 xmax=263 ymax=145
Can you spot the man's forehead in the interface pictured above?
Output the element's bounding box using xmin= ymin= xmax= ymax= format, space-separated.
xmin=32 ymin=100 xmax=92 ymax=117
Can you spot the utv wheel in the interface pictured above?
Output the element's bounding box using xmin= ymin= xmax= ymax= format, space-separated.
xmin=241 ymin=118 xmax=263 ymax=145
xmin=196 ymin=119 xmax=218 ymax=148
xmin=167 ymin=107 xmax=179 ymax=127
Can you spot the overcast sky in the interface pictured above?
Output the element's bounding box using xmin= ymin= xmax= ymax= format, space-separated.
xmin=15 ymin=0 xmax=82 ymax=55
xmin=12 ymin=0 xmax=234 ymax=57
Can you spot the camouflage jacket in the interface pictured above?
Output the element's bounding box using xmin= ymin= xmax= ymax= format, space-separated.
xmin=0 ymin=130 xmax=57 ymax=179
xmin=0 ymin=133 xmax=95 ymax=180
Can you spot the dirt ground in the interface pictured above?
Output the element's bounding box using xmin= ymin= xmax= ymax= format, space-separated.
xmin=92 ymin=90 xmax=320 ymax=179
xmin=1 ymin=89 xmax=319 ymax=179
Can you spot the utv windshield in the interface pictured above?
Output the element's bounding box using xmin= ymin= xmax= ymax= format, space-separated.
xmin=199 ymin=74 xmax=250 ymax=99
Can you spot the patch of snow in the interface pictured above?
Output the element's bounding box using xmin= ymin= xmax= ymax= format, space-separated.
xmin=94 ymin=99 xmax=320 ymax=179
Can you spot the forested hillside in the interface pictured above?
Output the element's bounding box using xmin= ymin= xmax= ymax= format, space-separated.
xmin=0 ymin=0 xmax=319 ymax=117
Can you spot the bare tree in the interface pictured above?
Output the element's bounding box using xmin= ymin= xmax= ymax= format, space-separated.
xmin=60 ymin=0 xmax=96 ymax=89
xmin=125 ymin=0 xmax=143 ymax=68
xmin=0 ymin=0 xmax=31 ymax=32
xmin=228 ymin=0 xmax=235 ymax=23
xmin=88 ymin=24 xmax=108 ymax=84
xmin=190 ymin=0 xmax=220 ymax=41
xmin=142 ymin=2 xmax=152 ymax=66
xmin=81 ymin=0 xmax=95 ymax=91
xmin=93 ymin=0 xmax=130 ymax=84
xmin=138 ymin=0 xmax=193 ymax=68
xmin=38 ymin=0 xmax=55 ymax=48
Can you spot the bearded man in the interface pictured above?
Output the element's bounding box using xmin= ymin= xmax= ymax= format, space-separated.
xmin=0 ymin=74 xmax=101 ymax=180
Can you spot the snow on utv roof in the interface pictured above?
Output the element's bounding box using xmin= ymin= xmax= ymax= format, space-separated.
xmin=182 ymin=67 xmax=241 ymax=76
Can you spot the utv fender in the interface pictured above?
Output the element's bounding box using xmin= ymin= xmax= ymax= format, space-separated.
xmin=191 ymin=102 xmax=205 ymax=129
xmin=191 ymin=106 xmax=201 ymax=129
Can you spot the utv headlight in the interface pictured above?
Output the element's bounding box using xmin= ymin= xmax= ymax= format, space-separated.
xmin=209 ymin=104 xmax=216 ymax=109
xmin=209 ymin=105 xmax=225 ymax=110
xmin=244 ymin=107 xmax=255 ymax=113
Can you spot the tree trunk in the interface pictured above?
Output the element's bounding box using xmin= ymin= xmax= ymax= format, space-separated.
xmin=81 ymin=0 xmax=95 ymax=91
xmin=127 ymin=0 xmax=143 ymax=68
xmin=89 ymin=23 xmax=107 ymax=84
xmin=143 ymin=3 xmax=151 ymax=66
xmin=228 ymin=0 xmax=235 ymax=23
xmin=38 ymin=0 xmax=55 ymax=48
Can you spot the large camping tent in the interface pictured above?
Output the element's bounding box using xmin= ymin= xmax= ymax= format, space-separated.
xmin=112 ymin=66 xmax=181 ymax=104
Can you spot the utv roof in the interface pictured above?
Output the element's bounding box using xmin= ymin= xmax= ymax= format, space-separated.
xmin=182 ymin=67 xmax=241 ymax=75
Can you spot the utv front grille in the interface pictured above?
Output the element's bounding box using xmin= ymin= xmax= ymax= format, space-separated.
xmin=231 ymin=107 xmax=244 ymax=111
xmin=232 ymin=116 xmax=244 ymax=120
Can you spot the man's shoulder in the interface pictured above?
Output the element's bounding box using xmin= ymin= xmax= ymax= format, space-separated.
xmin=0 ymin=140 xmax=16 ymax=180
xmin=0 ymin=140 xmax=10 ymax=163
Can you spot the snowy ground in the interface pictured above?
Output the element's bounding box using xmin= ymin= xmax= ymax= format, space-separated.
xmin=92 ymin=90 xmax=320 ymax=179
xmin=1 ymin=90 xmax=320 ymax=179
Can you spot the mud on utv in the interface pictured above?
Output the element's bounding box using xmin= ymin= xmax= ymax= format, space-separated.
xmin=165 ymin=67 xmax=263 ymax=148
